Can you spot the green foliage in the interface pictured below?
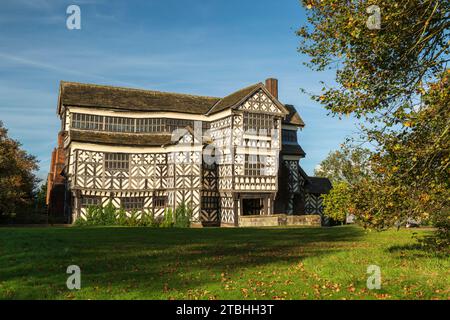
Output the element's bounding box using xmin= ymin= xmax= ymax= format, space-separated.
xmin=161 ymin=207 xmax=174 ymax=228
xmin=414 ymin=210 xmax=450 ymax=252
xmin=298 ymin=0 xmax=449 ymax=120
xmin=102 ymin=202 xmax=118 ymax=225
xmin=33 ymin=182 xmax=47 ymax=213
xmin=298 ymin=1 xmax=450 ymax=247
xmin=139 ymin=210 xmax=158 ymax=227
xmin=0 ymin=120 xmax=39 ymax=218
xmin=174 ymin=202 xmax=192 ymax=228
xmin=314 ymin=147 xmax=371 ymax=185
xmin=74 ymin=202 xmax=193 ymax=228
xmin=116 ymin=207 xmax=128 ymax=226
xmin=75 ymin=202 xmax=146 ymax=227
xmin=322 ymin=182 xmax=352 ymax=223
xmin=74 ymin=205 xmax=102 ymax=226
xmin=75 ymin=203 xmax=116 ymax=226
xmin=127 ymin=209 xmax=140 ymax=227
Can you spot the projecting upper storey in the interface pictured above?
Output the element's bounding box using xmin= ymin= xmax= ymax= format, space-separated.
xmin=56 ymin=80 xmax=305 ymax=126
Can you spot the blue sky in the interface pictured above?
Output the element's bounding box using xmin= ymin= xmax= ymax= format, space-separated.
xmin=0 ymin=0 xmax=358 ymax=181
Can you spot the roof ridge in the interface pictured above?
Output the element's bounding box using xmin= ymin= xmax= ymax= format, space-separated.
xmin=206 ymin=82 xmax=262 ymax=115
xmin=60 ymin=81 xmax=220 ymax=100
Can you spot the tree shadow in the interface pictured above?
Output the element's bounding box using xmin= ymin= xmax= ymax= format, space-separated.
xmin=0 ymin=226 xmax=365 ymax=299
xmin=387 ymin=243 xmax=448 ymax=259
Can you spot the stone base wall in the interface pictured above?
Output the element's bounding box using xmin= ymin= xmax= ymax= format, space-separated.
xmin=285 ymin=215 xmax=321 ymax=226
xmin=238 ymin=214 xmax=321 ymax=227
xmin=239 ymin=215 xmax=280 ymax=227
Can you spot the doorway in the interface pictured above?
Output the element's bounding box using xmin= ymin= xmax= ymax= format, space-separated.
xmin=242 ymin=198 xmax=264 ymax=215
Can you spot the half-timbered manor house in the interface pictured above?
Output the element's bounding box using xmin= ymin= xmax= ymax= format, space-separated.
xmin=46 ymin=78 xmax=331 ymax=226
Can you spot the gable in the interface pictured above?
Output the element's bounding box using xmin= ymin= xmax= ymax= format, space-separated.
xmin=237 ymin=89 xmax=287 ymax=115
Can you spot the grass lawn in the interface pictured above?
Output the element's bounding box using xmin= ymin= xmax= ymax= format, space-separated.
xmin=0 ymin=225 xmax=448 ymax=300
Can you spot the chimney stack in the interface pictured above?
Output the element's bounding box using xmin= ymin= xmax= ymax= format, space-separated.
xmin=265 ymin=78 xmax=278 ymax=99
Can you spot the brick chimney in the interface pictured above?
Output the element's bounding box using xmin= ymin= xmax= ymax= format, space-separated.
xmin=265 ymin=78 xmax=278 ymax=99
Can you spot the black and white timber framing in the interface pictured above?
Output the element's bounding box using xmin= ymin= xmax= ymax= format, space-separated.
xmin=47 ymin=78 xmax=332 ymax=226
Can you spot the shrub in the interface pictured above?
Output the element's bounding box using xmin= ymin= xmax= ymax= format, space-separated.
xmin=174 ymin=202 xmax=192 ymax=228
xmin=74 ymin=202 xmax=192 ymax=228
xmin=161 ymin=208 xmax=174 ymax=228
xmin=415 ymin=209 xmax=450 ymax=252
xmin=74 ymin=205 xmax=101 ymax=226
xmin=116 ymin=207 xmax=128 ymax=226
xmin=75 ymin=202 xmax=117 ymax=226
xmin=102 ymin=202 xmax=118 ymax=225
xmin=138 ymin=210 xmax=152 ymax=227
xmin=127 ymin=209 xmax=140 ymax=227
xmin=322 ymin=182 xmax=352 ymax=223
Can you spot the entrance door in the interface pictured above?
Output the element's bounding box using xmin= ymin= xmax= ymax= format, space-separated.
xmin=242 ymin=198 xmax=263 ymax=215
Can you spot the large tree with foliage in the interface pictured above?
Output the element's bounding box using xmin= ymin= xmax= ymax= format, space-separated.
xmin=0 ymin=121 xmax=39 ymax=217
xmin=298 ymin=0 xmax=449 ymax=245
xmin=314 ymin=147 xmax=371 ymax=185
xmin=315 ymin=147 xmax=372 ymax=223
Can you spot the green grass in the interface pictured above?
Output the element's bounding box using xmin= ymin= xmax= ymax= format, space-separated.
xmin=0 ymin=225 xmax=448 ymax=300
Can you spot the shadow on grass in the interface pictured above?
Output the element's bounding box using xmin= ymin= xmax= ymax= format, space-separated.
xmin=387 ymin=242 xmax=449 ymax=259
xmin=0 ymin=226 xmax=364 ymax=299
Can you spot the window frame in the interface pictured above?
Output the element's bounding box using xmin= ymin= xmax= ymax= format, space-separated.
xmin=121 ymin=197 xmax=145 ymax=210
xmin=153 ymin=196 xmax=167 ymax=209
xmin=105 ymin=153 xmax=130 ymax=171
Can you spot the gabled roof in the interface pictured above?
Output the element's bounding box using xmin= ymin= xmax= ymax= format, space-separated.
xmin=58 ymin=81 xmax=293 ymax=120
xmin=207 ymin=83 xmax=289 ymax=115
xmin=58 ymin=81 xmax=220 ymax=115
xmin=283 ymin=104 xmax=305 ymax=127
xmin=206 ymin=83 xmax=260 ymax=114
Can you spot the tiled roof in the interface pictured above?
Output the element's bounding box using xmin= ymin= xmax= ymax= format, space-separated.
xmin=59 ymin=82 xmax=220 ymax=115
xmin=58 ymin=81 xmax=300 ymax=125
xmin=281 ymin=143 xmax=306 ymax=157
xmin=206 ymin=83 xmax=261 ymax=114
xmin=283 ymin=104 xmax=305 ymax=127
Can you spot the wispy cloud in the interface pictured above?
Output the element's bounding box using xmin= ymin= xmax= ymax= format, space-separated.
xmin=0 ymin=52 xmax=141 ymax=87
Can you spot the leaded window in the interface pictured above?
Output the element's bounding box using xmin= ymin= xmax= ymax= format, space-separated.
xmin=244 ymin=154 xmax=263 ymax=176
xmin=81 ymin=196 xmax=101 ymax=207
xmin=136 ymin=118 xmax=165 ymax=133
xmin=282 ymin=129 xmax=297 ymax=143
xmin=166 ymin=119 xmax=194 ymax=132
xmin=105 ymin=153 xmax=129 ymax=171
xmin=121 ymin=197 xmax=144 ymax=210
xmin=243 ymin=113 xmax=273 ymax=132
xmin=153 ymin=196 xmax=167 ymax=209
xmin=70 ymin=113 xmax=211 ymax=134
xmin=105 ymin=116 xmax=135 ymax=132
xmin=201 ymin=196 xmax=219 ymax=210
xmin=72 ymin=113 xmax=104 ymax=130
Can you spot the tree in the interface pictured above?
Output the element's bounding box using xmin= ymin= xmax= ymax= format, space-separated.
xmin=352 ymin=73 xmax=449 ymax=240
xmin=315 ymin=147 xmax=372 ymax=223
xmin=0 ymin=121 xmax=39 ymax=217
xmin=298 ymin=0 xmax=449 ymax=246
xmin=322 ymin=182 xmax=352 ymax=223
xmin=314 ymin=147 xmax=372 ymax=185
xmin=298 ymin=0 xmax=449 ymax=123
xmin=34 ymin=182 xmax=47 ymax=212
